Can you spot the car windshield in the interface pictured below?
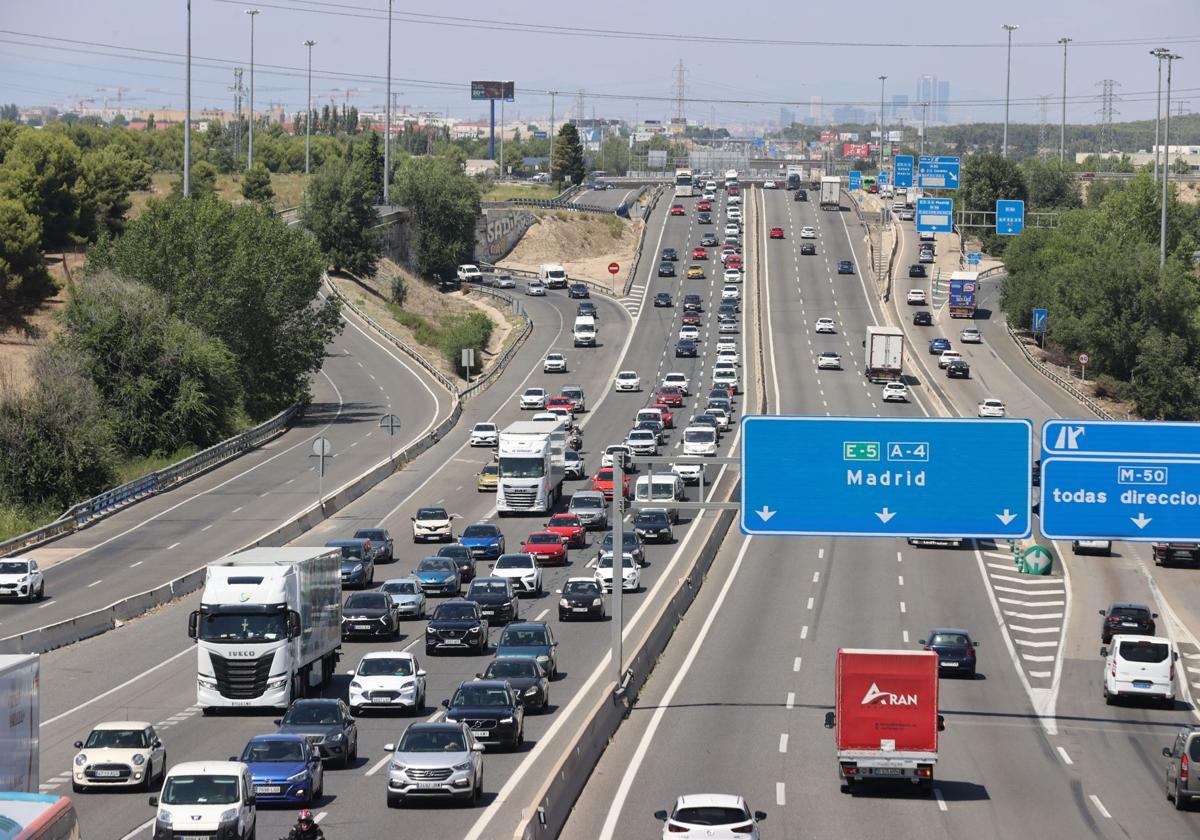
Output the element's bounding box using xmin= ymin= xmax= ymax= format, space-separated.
xmin=345 ymin=593 xmax=388 ymax=610
xmin=333 ymin=543 xmax=364 ymax=559
xmin=0 ymin=561 xmax=31 ymax=574
xmin=572 ymin=496 xmax=602 ymax=510
xmin=462 ymin=525 xmax=497 ymax=538
xmin=453 ymin=685 xmax=513 ymax=707
xmin=1118 ymin=640 xmax=1169 ymax=663
xmin=355 ymin=530 xmax=386 ymax=541
xmin=242 ymin=740 xmax=305 ymax=762
xmin=85 ymin=729 xmax=148 ymax=749
xmin=473 ymin=424 xmax=496 ymax=432
xmin=495 ymin=555 xmax=533 ymax=570
xmin=526 ymin=534 xmax=560 ymax=545
xmin=500 ymin=457 xmax=546 ymax=479
xmin=480 ymin=465 xmax=498 ymax=477
xmin=282 ymin=703 xmax=340 ymax=726
xmin=438 ymin=545 xmax=469 ymax=559
xmin=673 ymin=806 xmax=750 ymax=826
xmin=357 ymin=657 xmax=415 ymax=677
xmin=416 ymin=558 xmax=454 ymax=573
xmin=487 ymin=660 xmax=538 ymax=679
xmin=564 ymin=580 xmax=601 ymax=596
xmin=618 ymin=373 xmax=637 ymax=380
xmin=470 ymin=580 xmax=509 ymax=596
xmin=499 ymin=627 xmax=549 ymax=647
xmin=433 ymin=603 xmax=477 ymax=620
xmin=930 ymin=633 xmax=970 ymax=646
xmin=161 ymin=775 xmax=240 ymax=806
xmin=636 ymin=511 xmax=670 ymax=526
xmin=597 ymin=555 xmax=636 ymax=569
xmin=602 ymin=533 xmax=641 ymax=550
xmin=596 ymin=469 xmax=615 ymax=482
xmin=563 ymin=389 xmax=582 ymax=399
xmin=686 ymin=429 xmax=716 ymax=443
xmin=196 ymin=611 xmax=286 ymax=642
xmin=418 ymin=509 xmax=448 ymax=522
xmin=397 ymin=729 xmax=467 ymax=753
xmin=550 ymin=516 xmax=579 ymax=527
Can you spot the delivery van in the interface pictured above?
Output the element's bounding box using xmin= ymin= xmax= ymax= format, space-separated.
xmin=573 ymin=316 xmax=597 ymax=347
xmin=1102 ymin=635 xmax=1177 ymax=707
xmin=634 ymin=473 xmax=686 ymax=522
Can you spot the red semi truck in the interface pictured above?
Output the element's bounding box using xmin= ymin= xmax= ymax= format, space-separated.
xmin=823 ymin=649 xmax=944 ymax=794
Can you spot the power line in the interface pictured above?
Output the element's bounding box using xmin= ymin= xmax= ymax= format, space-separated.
xmin=1096 ymin=79 xmax=1120 ymax=168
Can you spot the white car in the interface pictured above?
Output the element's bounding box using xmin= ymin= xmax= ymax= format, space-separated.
xmin=800 ymin=226 xmax=816 ymax=239
xmin=906 ymin=289 xmax=927 ymax=305
xmin=663 ymin=372 xmax=690 ymax=395
xmin=346 ymin=651 xmax=427 ymax=716
xmin=657 ymin=794 xmax=763 ymax=839
xmin=815 ymin=318 xmax=837 ymax=334
xmin=72 ymin=721 xmax=166 ymax=792
xmin=724 ymin=224 xmax=741 ymax=237
xmin=543 ymin=352 xmax=567 ymax=373
xmin=716 ymin=337 xmax=737 ymax=354
xmin=670 ymin=462 xmax=704 ymax=485
xmin=712 ymin=367 xmax=740 ymax=395
xmin=492 ymin=552 xmax=543 ymax=596
xmin=726 ymin=207 xmax=742 ymax=221
xmin=530 ymin=412 xmax=559 ymax=423
xmin=706 ymin=407 xmax=732 ymax=430
xmin=594 ymin=553 xmax=641 ymax=593
xmin=520 ymin=387 xmax=548 ymax=409
xmin=625 ymin=429 xmax=659 ymax=456
xmin=938 ymin=350 xmax=963 ymax=369
xmin=468 ymin=422 xmax=498 ymax=447
xmin=702 ymin=191 xmax=717 ymax=201
xmin=682 ymin=425 xmax=719 ymax=456
xmin=960 ymin=328 xmax=982 ymax=344
xmin=817 ymin=351 xmax=841 ymax=370
xmin=882 ymin=382 xmax=909 ymax=402
xmin=602 ymin=444 xmax=633 ymax=470
xmin=718 ymin=318 xmax=739 ymax=334
xmin=763 ymin=180 xmax=778 ymax=189
xmin=526 ymin=280 xmax=546 ymax=296
xmin=723 ymin=268 xmax=742 ymax=284
xmin=978 ymin=398 xmax=1007 ymax=417
xmin=614 ymin=371 xmax=642 ymax=392
xmin=0 ymin=556 xmax=45 ymax=602
xmin=721 ymin=285 xmax=741 ymax=301
xmin=493 ymin=274 xmax=516 ymax=289
xmin=411 ymin=505 xmax=454 ymax=543
xmin=716 ymin=348 xmax=740 ymax=367
xmin=727 ymin=193 xmax=741 ymax=206
xmin=679 ymin=325 xmax=701 ymax=342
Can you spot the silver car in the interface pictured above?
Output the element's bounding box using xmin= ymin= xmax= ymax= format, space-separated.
xmin=384 ymin=722 xmax=483 ymax=807
xmin=1163 ymin=725 xmax=1200 ymax=808
xmin=380 ymin=578 xmax=427 ymax=619
xmin=568 ymin=490 xmax=609 ymax=530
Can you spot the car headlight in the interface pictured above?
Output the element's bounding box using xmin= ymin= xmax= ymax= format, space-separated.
xmin=266 ymin=676 xmax=289 ymax=689
xmin=74 ymin=754 xmax=87 ymax=766
xmin=287 ymin=769 xmax=309 ymax=781
xmin=452 ymin=761 xmax=473 ymax=772
xmin=156 ymin=810 xmax=173 ymax=826
xmin=468 ymin=626 xmax=481 ymax=634
xmin=559 ymin=598 xmax=569 ymax=608
xmin=198 ymin=675 xmax=217 ymax=689
xmin=391 ymin=761 xmax=407 ymax=772
xmin=524 ymin=687 xmax=539 ymax=696
xmin=592 ymin=598 xmax=602 ymax=607
xmin=499 ymin=716 xmax=514 ymax=724
xmin=426 ymin=627 xmax=436 ymax=635
xmin=536 ymin=655 xmax=550 ymax=665
xmin=219 ymin=808 xmax=238 ymax=824
xmin=350 ymin=681 xmax=362 ymax=691
xmin=328 ymin=732 xmax=345 ymax=743
xmin=351 ymin=563 xmax=363 ymax=571
xmin=132 ymin=754 xmax=146 ymax=766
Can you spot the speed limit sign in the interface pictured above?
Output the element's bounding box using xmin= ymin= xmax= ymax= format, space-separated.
xmin=1079 ymin=353 xmax=1089 ymax=365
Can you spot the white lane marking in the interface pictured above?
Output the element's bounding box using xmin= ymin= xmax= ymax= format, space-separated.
xmin=934 ymin=788 xmax=948 ymax=811
xmin=117 ymin=818 xmax=155 ymax=840
xmin=1013 ymin=639 xmax=1058 ymax=648
xmin=41 ymin=647 xmax=193 ymax=728
xmin=812 ymin=571 xmax=820 ymax=583
xmin=314 ymin=812 xmax=328 ymax=824
xmin=1089 ymin=795 xmax=1111 ymax=819
xmin=129 ymin=561 xmax=143 ymax=569
xmin=993 ymin=585 xmax=1066 ymax=596
xmin=166 ymin=542 xmax=180 ymax=551
xmin=1029 ymin=670 xmax=1053 ymax=678
xmin=87 ymin=580 xmax=102 ymax=588
xmin=793 ymin=657 xmax=802 ymax=672
xmin=779 ymin=733 xmax=788 ymax=753
xmin=1008 ymin=625 xmax=1062 ymax=634
xmin=903 ymin=629 xmax=910 ymax=644
xmin=898 ymin=575 xmax=904 ymax=586
xmin=37 ymin=600 xmax=55 ymax=608
xmin=800 ymin=625 xmax=809 ymax=639
xmin=806 ymin=597 xmax=814 ymax=610
xmin=997 ymin=597 xmax=1066 ymax=607
xmin=1004 ymin=611 xmax=1065 ymax=620
xmin=896 ymin=551 xmax=902 ymax=562
xmin=1056 ymin=746 xmax=1074 ymax=765
xmin=776 ymin=781 xmax=786 ymax=806
xmin=365 ymin=753 xmax=391 ymax=777
xmin=818 ymin=548 xmax=825 ymax=559
xmin=899 ymin=601 xmax=906 ymax=614
xmin=231 ymin=506 xmax=242 ymax=514
xmin=534 ymin=608 xmax=549 ymax=621
xmin=786 ymin=692 xmax=795 ymax=709
xmin=988 ymin=574 xmax=1065 ymax=587
xmin=200 ymin=523 xmax=213 ymax=532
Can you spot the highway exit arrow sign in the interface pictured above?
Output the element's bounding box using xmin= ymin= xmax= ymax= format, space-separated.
xmin=741 ymin=416 xmax=1033 ymax=538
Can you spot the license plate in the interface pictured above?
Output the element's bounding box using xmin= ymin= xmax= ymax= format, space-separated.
xmin=941 ymin=661 xmax=959 ymax=667
xmin=1121 ymin=623 xmax=1138 ymax=627
xmin=375 ymin=697 xmax=393 ymax=703
xmin=1134 ymin=680 xmax=1153 ymax=689
xmin=94 ymin=770 xmax=121 ymax=777
xmin=471 ymin=724 xmax=488 ymax=731
xmin=872 ymin=767 xmax=904 ymax=776
xmin=573 ymin=607 xmax=588 ymax=612
xmin=353 ymin=625 xmax=371 ymax=631
xmin=255 ymin=785 xmax=281 ymax=794
xmin=417 ymin=782 xmax=444 ymax=789
xmin=443 ymin=639 xmax=462 ymax=645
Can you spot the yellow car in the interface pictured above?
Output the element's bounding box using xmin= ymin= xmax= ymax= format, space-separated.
xmin=476 ymin=463 xmax=499 ymax=492
xmin=686 ymin=265 xmax=705 ymax=279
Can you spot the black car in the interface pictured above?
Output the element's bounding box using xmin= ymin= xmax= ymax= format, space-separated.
xmin=426 ymin=600 xmax=489 ymax=655
xmin=708 ymin=387 xmax=734 ymax=405
xmin=690 ymin=414 xmax=721 ymax=439
xmin=441 ymin=680 xmax=525 ymax=751
xmin=661 ymin=247 xmax=678 ymax=261
xmin=577 ymin=302 xmax=598 ymax=318
xmin=700 ymin=233 xmax=719 ymax=247
xmin=632 ymin=509 xmax=674 ymax=543
xmin=341 ymin=592 xmax=399 ymax=641
xmin=919 ymin=629 xmax=978 ymax=678
xmin=717 ymin=302 xmax=738 ymax=319
xmin=675 ymin=339 xmax=698 ymax=358
xmin=654 ymin=292 xmax=674 ymax=308
xmin=437 ymin=543 xmax=476 ymax=583
xmin=464 ymin=577 xmax=519 ymax=624
xmin=683 ymin=294 xmax=703 ymax=312
xmin=909 ymin=264 xmax=928 ymax=278
xmin=568 ymin=283 xmax=590 ymax=299
xmin=913 ymin=310 xmax=933 ymax=326
xmin=1100 ymin=602 xmax=1158 ymax=644
xmin=946 ymin=359 xmax=971 ymax=379
xmin=276 ymin=699 xmax=359 ymax=767
xmin=599 ymin=531 xmax=645 ymax=566
xmin=327 ymin=539 xmax=375 ymax=589
xmin=557 ymin=578 xmax=605 ymax=621
xmin=658 ymin=261 xmax=676 ymax=277
xmin=697 ymin=212 xmax=713 ymax=224
xmin=479 ymin=657 xmax=550 ymax=713
xmin=800 ymin=242 xmax=816 ymax=255
xmin=794 ymin=189 xmax=808 ymax=201
xmin=352 ymin=528 xmax=394 ymax=563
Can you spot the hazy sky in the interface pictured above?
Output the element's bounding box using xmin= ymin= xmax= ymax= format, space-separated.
xmin=2 ymin=0 xmax=1197 ymax=127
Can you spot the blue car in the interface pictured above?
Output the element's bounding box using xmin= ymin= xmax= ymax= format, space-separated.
xmin=412 ymin=557 xmax=461 ymax=597
xmin=459 ymin=523 xmax=506 ymax=560
xmin=928 ymin=337 xmax=951 ymax=355
xmin=326 ymin=538 xmax=375 ymax=589
xmin=837 ymin=260 xmax=855 ymax=274
xmin=238 ymin=734 xmax=323 ymax=804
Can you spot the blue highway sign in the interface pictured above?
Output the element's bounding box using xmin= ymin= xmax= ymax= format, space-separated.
xmin=916 ymin=197 xmax=954 ymax=233
xmin=878 ymin=170 xmax=890 ymax=186
xmin=918 ymin=156 xmax=961 ymax=189
xmin=1043 ymin=420 xmax=1200 ymax=459
xmin=1031 ymin=308 xmax=1048 ymax=334
xmin=996 ymin=199 xmax=1025 ymax=235
xmin=894 ymin=155 xmax=914 ymax=188
xmin=741 ymin=416 xmax=1033 ymax=538
xmin=967 ymin=251 xmax=982 ymax=266
xmin=848 ymin=170 xmax=863 ymax=191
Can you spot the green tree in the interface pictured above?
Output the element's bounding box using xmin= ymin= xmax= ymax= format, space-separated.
xmin=170 ymin=159 xmax=218 ymax=200
xmin=959 ymin=154 xmax=1027 ymax=254
xmin=302 ymin=156 xmax=380 ymax=276
xmin=501 ymin=142 xmax=525 ymax=177
xmin=241 ymin=162 xmax=275 ymax=203
xmin=0 ymin=198 xmax=44 ymax=301
xmin=595 ymin=134 xmax=630 ymax=176
xmin=145 ymin=113 xmax=156 ymax=131
xmin=551 ymin=122 xmax=585 ymax=185
xmin=0 ymin=129 xmax=86 ymax=250
xmin=392 ymin=154 xmax=481 ymax=278
xmin=1130 ymin=329 xmax=1200 ymax=420
xmin=0 ymin=104 xmax=18 ymax=122
xmin=78 ymin=145 xmax=150 ymax=239
xmin=351 ymin=131 xmax=383 ymax=195
xmin=1019 ymin=157 xmax=1081 ymax=209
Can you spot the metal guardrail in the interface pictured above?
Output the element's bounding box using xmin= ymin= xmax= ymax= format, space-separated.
xmin=476 ymin=264 xmax=614 ymax=299
xmin=0 ymin=402 xmax=302 ymax=557
xmin=1005 ymin=320 xmax=1114 ymax=420
xmin=623 ymin=185 xmax=666 ymax=297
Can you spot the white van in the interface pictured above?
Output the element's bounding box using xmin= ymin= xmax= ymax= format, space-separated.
xmin=540 ymin=263 xmax=569 ymax=288
xmin=634 ymin=473 xmax=686 ymax=522
xmin=573 ymin=315 xmax=597 ymax=347
xmin=1102 ymin=635 xmax=1177 ymax=707
xmin=150 ymin=761 xmax=256 ymax=840
xmin=682 ymin=426 xmax=718 ymax=457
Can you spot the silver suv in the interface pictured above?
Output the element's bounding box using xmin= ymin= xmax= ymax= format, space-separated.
xmin=385 ymin=721 xmax=483 ymax=807
xmin=1163 ymin=725 xmax=1200 ymax=809
xmin=568 ymin=490 xmax=609 ymax=530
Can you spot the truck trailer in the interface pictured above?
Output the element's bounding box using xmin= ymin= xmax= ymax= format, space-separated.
xmin=0 ymin=654 xmax=39 ymax=792
xmin=948 ymin=271 xmax=979 ymax=319
xmin=189 ymin=547 xmax=342 ymax=711
xmin=820 ymin=176 xmax=842 ymax=210
xmin=864 ymin=325 xmax=904 ymax=383
xmin=496 ymin=419 xmax=567 ymax=515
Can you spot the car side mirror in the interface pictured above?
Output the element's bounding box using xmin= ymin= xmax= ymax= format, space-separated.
xmin=228 ymin=755 xmax=238 ymax=762
xmin=475 ymin=673 xmax=483 ymax=679
xmin=148 ymin=796 xmax=158 ymax=808
xmin=937 ymin=714 xmax=946 ymax=732
xmin=246 ymin=793 xmax=256 ymax=805
xmin=1174 ymin=651 xmax=1179 ymax=661
xmin=154 ymin=741 xmax=163 ymax=749
xmin=754 ymin=811 xmax=768 ymax=822
xmin=1100 ymin=647 xmax=1108 ymax=658
xmin=1098 ymin=609 xmax=1106 ymax=616
xmin=654 ymin=810 xmax=669 ymax=821
xmin=1153 ymin=613 xmax=1160 ymax=619
xmin=417 ymin=669 xmax=426 ymax=677
xmin=823 ymin=712 xmax=836 ymax=729
xmin=471 ymin=743 xmax=484 ymax=752
xmin=1164 ymin=746 xmax=1173 ymax=757
xmin=384 ymin=743 xmax=395 ymax=752
xmin=346 ymin=669 xmax=355 ymax=676
xmin=555 ymin=589 xmax=563 ymax=595
xmin=273 ymin=719 xmax=282 ymax=726
xmin=74 ymin=740 xmax=83 ymax=749
xmin=440 ymin=699 xmax=449 ymax=708
xmin=410 ymin=516 xmax=416 ymax=521
xmin=972 ymin=641 xmax=980 ymax=647
xmin=918 ymin=640 xmax=926 ymax=646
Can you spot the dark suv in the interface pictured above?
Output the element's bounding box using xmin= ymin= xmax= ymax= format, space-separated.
xmin=441 ymin=680 xmax=525 ymax=751
xmin=912 ymin=311 xmax=932 ymax=327
xmin=683 ymin=294 xmax=703 ymax=312
xmin=426 ymin=600 xmax=489 ymax=655
xmin=353 ymin=528 xmax=394 ymax=563
xmin=1099 ymin=602 xmax=1158 ymax=644
xmin=658 ymin=261 xmax=676 ymax=277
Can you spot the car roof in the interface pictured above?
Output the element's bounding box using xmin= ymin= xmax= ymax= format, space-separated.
xmin=469 ymin=576 xmax=510 ymax=586
xmin=361 ymin=650 xmax=415 ymax=660
xmin=929 ymin=627 xmax=971 ymax=637
xmin=247 ymin=732 xmax=308 ymax=743
xmin=406 ymin=721 xmax=465 ymax=734
xmin=675 ymin=793 xmax=746 ymax=809
xmin=326 ymin=538 xmax=369 ymax=547
xmin=1109 ymin=601 xmax=1151 ymax=610
xmin=458 ymin=679 xmax=512 ymax=690
xmin=382 ymin=577 xmax=421 ymax=585
xmin=566 ymin=576 xmax=599 ymax=584
xmin=290 ymin=697 xmax=339 ymax=707
xmin=92 ymin=720 xmax=152 ymax=730
xmin=167 ymin=761 xmax=247 ymax=776
xmin=503 ymin=621 xmax=550 ymax=632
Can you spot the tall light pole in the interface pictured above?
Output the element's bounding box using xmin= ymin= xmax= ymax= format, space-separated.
xmin=920 ymin=101 xmax=928 ymax=159
xmin=1058 ymin=37 xmax=1071 ymax=169
xmin=184 ymin=1 xmax=192 ymax=196
xmin=383 ymin=0 xmax=393 ymax=204
xmin=1160 ymin=53 xmax=1182 ymax=268
xmin=1002 ymin=24 xmax=1019 ymax=158
xmin=1151 ymin=47 xmax=1170 ymax=184
xmin=303 ymin=40 xmax=316 ymax=175
xmin=878 ymin=75 xmax=887 ymax=174
xmin=246 ymin=9 xmax=259 ymax=169
xmin=548 ymin=91 xmax=558 ymax=182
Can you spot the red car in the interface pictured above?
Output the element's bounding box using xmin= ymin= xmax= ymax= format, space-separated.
xmin=546 ymin=396 xmax=575 ymax=417
xmin=656 ymin=386 xmax=685 ymax=407
xmin=670 ymin=205 xmax=685 ymax=216
xmin=728 ymin=186 xmax=741 ymax=197
xmin=650 ymin=401 xmax=675 ymax=427
xmin=544 ymin=514 xmax=586 ymax=549
xmin=682 ymin=312 xmax=702 ymax=327
xmin=727 ymin=256 xmax=743 ymax=271
xmin=522 ymin=531 xmax=568 ymax=566
xmin=696 ymin=200 xmax=712 ymax=212
xmin=691 ymin=246 xmax=707 ymax=260
xmin=770 ymin=227 xmax=784 ymax=239
xmin=591 ymin=468 xmax=631 ymax=500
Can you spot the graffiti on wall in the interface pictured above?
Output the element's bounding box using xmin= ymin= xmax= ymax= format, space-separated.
xmin=476 ymin=208 xmax=537 ymax=261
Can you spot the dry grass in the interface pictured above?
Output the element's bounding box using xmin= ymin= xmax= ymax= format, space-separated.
xmin=498 ymin=212 xmax=641 ymax=293
xmin=483 ymin=182 xmax=559 ymax=202
xmin=127 ymin=172 xmax=310 ymax=219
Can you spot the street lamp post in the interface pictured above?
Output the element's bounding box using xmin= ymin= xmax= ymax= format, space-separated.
xmin=548 ymin=91 xmax=558 ymax=183
xmin=303 ymin=40 xmax=315 ymax=175
xmin=1160 ymin=53 xmax=1182 ymax=268
xmin=184 ymin=0 xmax=192 ymax=196
xmin=1002 ymin=24 xmax=1019 ymax=158
xmin=1058 ymin=37 xmax=1071 ymax=169
xmin=1151 ymin=48 xmax=1170 ymax=184
xmin=920 ymin=101 xmax=928 ymax=159
xmin=246 ymin=9 xmax=259 ymax=169
xmin=878 ymin=75 xmax=887 ymax=175
xmin=384 ymin=0 xmax=393 ymax=205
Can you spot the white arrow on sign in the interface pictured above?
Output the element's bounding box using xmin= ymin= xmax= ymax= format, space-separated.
xmin=1131 ymin=512 xmax=1152 ymax=529
xmin=875 ymin=508 xmax=896 ymax=524
xmin=756 ymin=506 xmax=776 ymax=523
xmin=996 ymin=509 xmax=1017 ymax=525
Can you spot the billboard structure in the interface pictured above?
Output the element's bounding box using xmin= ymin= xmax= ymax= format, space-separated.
xmin=471 ymin=81 xmax=515 ymax=161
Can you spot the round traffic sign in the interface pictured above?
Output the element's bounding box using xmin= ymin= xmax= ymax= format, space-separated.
xmin=312 ymin=436 xmax=332 ymax=457
xmin=1079 ymin=353 xmax=1089 ymax=365
xmin=608 ymin=262 xmax=620 ymax=275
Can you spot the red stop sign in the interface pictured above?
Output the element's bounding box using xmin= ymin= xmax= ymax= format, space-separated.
xmin=608 ymin=262 xmax=620 ymax=275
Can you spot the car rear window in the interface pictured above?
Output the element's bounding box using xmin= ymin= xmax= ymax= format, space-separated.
xmin=1111 ymin=607 xmax=1149 ymax=620
xmin=672 ymin=805 xmax=749 ymax=826
xmin=1118 ymin=640 xmax=1169 ymax=663
xmin=1191 ymin=738 xmax=1200 ymax=762
xmin=930 ymin=633 xmax=969 ymax=646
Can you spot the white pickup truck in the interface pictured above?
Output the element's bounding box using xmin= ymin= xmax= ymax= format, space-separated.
xmin=457 ymin=264 xmax=483 ymax=284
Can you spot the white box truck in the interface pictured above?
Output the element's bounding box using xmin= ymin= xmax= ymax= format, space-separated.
xmin=496 ymin=419 xmax=567 ymax=515
xmin=539 ymin=263 xmax=569 ymax=289
xmin=0 ymin=654 xmax=38 ymax=792
xmin=865 ymin=325 xmax=904 ymax=383
xmin=189 ymin=547 xmax=342 ymax=711
xmin=820 ymin=176 xmax=842 ymax=210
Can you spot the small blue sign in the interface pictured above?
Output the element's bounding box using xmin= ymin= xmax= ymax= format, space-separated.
xmin=1042 ymin=420 xmax=1200 ymax=460
xmin=967 ymin=251 xmax=982 ymax=266
xmin=996 ymin=199 xmax=1025 ymax=236
xmin=894 ymin=155 xmax=914 ymax=188
xmin=848 ymin=170 xmax=863 ymax=191
xmin=741 ymin=416 xmax=1033 ymax=538
xmin=917 ymin=155 xmax=961 ymax=190
xmin=1031 ymin=308 xmax=1048 ymax=334
xmin=916 ymin=197 xmax=954 ymax=233
xmin=878 ymin=170 xmax=890 ymax=186
xmin=751 ymin=137 xmax=765 ymax=147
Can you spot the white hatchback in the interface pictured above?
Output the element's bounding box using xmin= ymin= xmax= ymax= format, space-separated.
xmin=679 ymin=325 xmax=701 ymax=342
xmin=519 ymin=388 xmax=548 ymax=409
xmin=977 ymin=398 xmax=1006 ymax=417
xmin=614 ymin=371 xmax=642 ymax=392
xmin=543 ymin=353 xmax=567 ymax=373
xmin=716 ymin=337 xmax=738 ymax=354
xmin=882 ymin=382 xmax=909 ymax=402
xmin=815 ymin=318 xmax=837 ymax=334
xmin=662 ymin=372 xmax=691 ymax=394
xmin=469 ymin=422 xmax=498 ymax=447
xmin=817 ymin=351 xmax=841 ymax=370
xmin=657 ymin=793 xmax=763 ymax=839
xmin=716 ymin=348 xmax=740 ymax=366
xmin=721 ymin=285 xmax=741 ymax=301
xmin=800 ymin=226 xmax=816 ymax=239
xmin=906 ymin=289 xmax=927 ymax=305
xmin=724 ymin=268 xmax=742 ymax=283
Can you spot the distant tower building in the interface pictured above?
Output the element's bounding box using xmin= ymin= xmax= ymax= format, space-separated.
xmin=936 ymin=81 xmax=950 ymax=123
xmin=779 ymin=106 xmax=796 ymax=128
xmin=809 ymin=96 xmax=822 ymax=122
xmin=917 ymin=75 xmax=936 ymax=114
xmin=891 ymin=94 xmax=910 ymax=121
